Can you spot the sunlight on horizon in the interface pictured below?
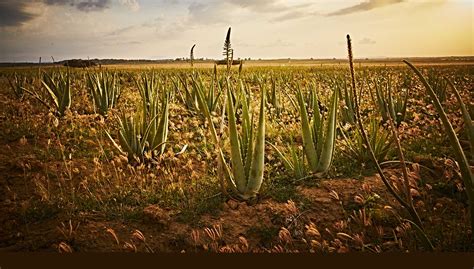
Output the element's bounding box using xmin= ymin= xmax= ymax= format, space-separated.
xmin=0 ymin=0 xmax=472 ymax=62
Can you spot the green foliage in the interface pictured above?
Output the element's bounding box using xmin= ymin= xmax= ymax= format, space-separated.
xmin=225 ymin=79 xmax=266 ymax=200
xmin=371 ymin=76 xmax=409 ymax=127
xmin=447 ymin=79 xmax=474 ymax=162
xmin=41 ymin=70 xmax=72 ymax=117
xmin=296 ymin=84 xmax=339 ymax=175
xmin=269 ymin=143 xmax=307 ymax=179
xmin=264 ymin=76 xmax=283 ymax=119
xmin=192 ymin=72 xmax=223 ymax=115
xmin=173 ymin=72 xmax=223 ymax=116
xmin=334 ymin=76 xmax=356 ymax=125
xmin=340 ymin=118 xmax=394 ymax=165
xmin=173 ymin=75 xmax=198 ymax=113
xmin=107 ymin=72 xmax=169 ymax=163
xmin=405 ymin=60 xmax=474 ymax=238
xmin=87 ymin=71 xmax=121 ymax=117
xmin=135 ymin=71 xmax=160 ymax=114
xmin=7 ymin=73 xmax=27 ymax=99
xmin=427 ymin=69 xmax=448 ymax=104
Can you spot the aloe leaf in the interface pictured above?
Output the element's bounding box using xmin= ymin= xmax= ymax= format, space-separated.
xmin=446 ymin=78 xmax=474 ymax=163
xmin=268 ymin=142 xmax=295 ymax=173
xmin=242 ymin=94 xmax=254 ymax=180
xmin=296 ymin=85 xmax=318 ymax=171
xmin=316 ymin=88 xmax=338 ymax=173
xmin=246 ymin=88 xmax=266 ymax=198
xmin=226 ymin=83 xmax=246 ymax=193
xmin=117 ymin=115 xmax=135 ymax=157
xmin=446 ymin=78 xmax=474 ymax=154
xmin=405 ymin=60 xmax=474 ymax=232
xmin=405 ymin=61 xmax=472 ymax=184
xmin=42 ymin=80 xmax=59 ymax=109
xmin=154 ymin=92 xmax=169 ymax=154
xmin=194 ymin=74 xmax=234 ymax=191
xmin=400 ymin=86 xmax=410 ymax=126
xmin=311 ymin=87 xmax=323 ymax=158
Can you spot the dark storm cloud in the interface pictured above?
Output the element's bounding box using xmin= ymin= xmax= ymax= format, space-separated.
xmin=0 ymin=1 xmax=37 ymax=26
xmin=327 ymin=0 xmax=405 ymax=16
xmin=0 ymin=0 xmax=112 ymax=27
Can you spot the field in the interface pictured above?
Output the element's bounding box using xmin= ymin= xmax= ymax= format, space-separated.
xmin=0 ymin=57 xmax=473 ymax=253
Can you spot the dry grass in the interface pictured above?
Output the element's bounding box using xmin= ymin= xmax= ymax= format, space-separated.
xmin=0 ymin=62 xmax=472 ymax=252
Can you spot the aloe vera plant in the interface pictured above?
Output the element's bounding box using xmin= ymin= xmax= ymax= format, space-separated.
xmin=135 ymin=71 xmax=159 ymax=113
xmin=107 ymin=73 xmax=169 ymax=163
xmin=371 ymin=76 xmax=409 ymax=127
xmin=87 ymin=71 xmax=121 ymax=117
xmin=24 ymin=70 xmax=72 ymax=117
xmin=225 ymin=80 xmax=266 ymax=199
xmin=173 ymin=71 xmax=223 ymax=116
xmin=340 ymin=118 xmax=393 ymax=164
xmin=405 ymin=60 xmax=474 ymax=234
xmin=144 ymin=89 xmax=169 ymax=156
xmin=446 ymin=78 xmax=474 ymax=162
xmin=193 ymin=74 xmax=266 ymax=200
xmin=107 ymin=113 xmax=163 ymax=163
xmin=347 ymin=35 xmax=425 ymax=235
xmin=427 ymin=69 xmax=448 ymax=104
xmin=192 ymin=72 xmax=223 ymax=115
xmin=270 ymin=143 xmax=307 ymax=179
xmin=172 ymin=75 xmax=199 ymax=113
xmin=335 ymin=76 xmax=356 ymax=125
xmin=296 ymin=84 xmax=339 ymax=175
xmin=7 ymin=73 xmax=27 ymax=99
xmin=265 ymin=76 xmax=283 ymax=119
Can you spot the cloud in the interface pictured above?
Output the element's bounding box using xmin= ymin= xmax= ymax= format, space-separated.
xmin=119 ymin=0 xmax=140 ymax=11
xmin=227 ymin=0 xmax=287 ymax=13
xmin=359 ymin=37 xmax=376 ymax=45
xmin=0 ymin=1 xmax=38 ymax=27
xmin=44 ymin=0 xmax=111 ymax=12
xmin=327 ymin=0 xmax=404 ymax=16
xmin=107 ymin=24 xmax=136 ymax=36
xmin=75 ymin=0 xmax=110 ymax=12
xmin=0 ymin=0 xmax=114 ymax=27
xmin=187 ymin=0 xmax=316 ymax=25
xmin=227 ymin=0 xmax=314 ymax=15
xmin=106 ymin=15 xmax=187 ymax=41
xmin=44 ymin=0 xmax=73 ymax=5
xmin=187 ymin=2 xmax=231 ymax=25
xmin=261 ymin=39 xmax=294 ymax=48
xmin=271 ymin=10 xmax=321 ymax=22
xmin=102 ymin=40 xmax=142 ymax=46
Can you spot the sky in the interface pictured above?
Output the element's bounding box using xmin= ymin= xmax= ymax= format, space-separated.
xmin=0 ymin=0 xmax=472 ymax=62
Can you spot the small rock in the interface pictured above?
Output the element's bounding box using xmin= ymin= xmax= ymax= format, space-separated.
xmin=314 ymin=197 xmax=332 ymax=203
xmin=143 ymin=205 xmax=171 ymax=226
xmin=19 ymin=136 xmax=27 ymax=145
xmin=226 ymin=199 xmax=239 ymax=210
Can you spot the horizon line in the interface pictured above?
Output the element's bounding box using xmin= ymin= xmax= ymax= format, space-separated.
xmin=1 ymin=55 xmax=474 ymax=64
